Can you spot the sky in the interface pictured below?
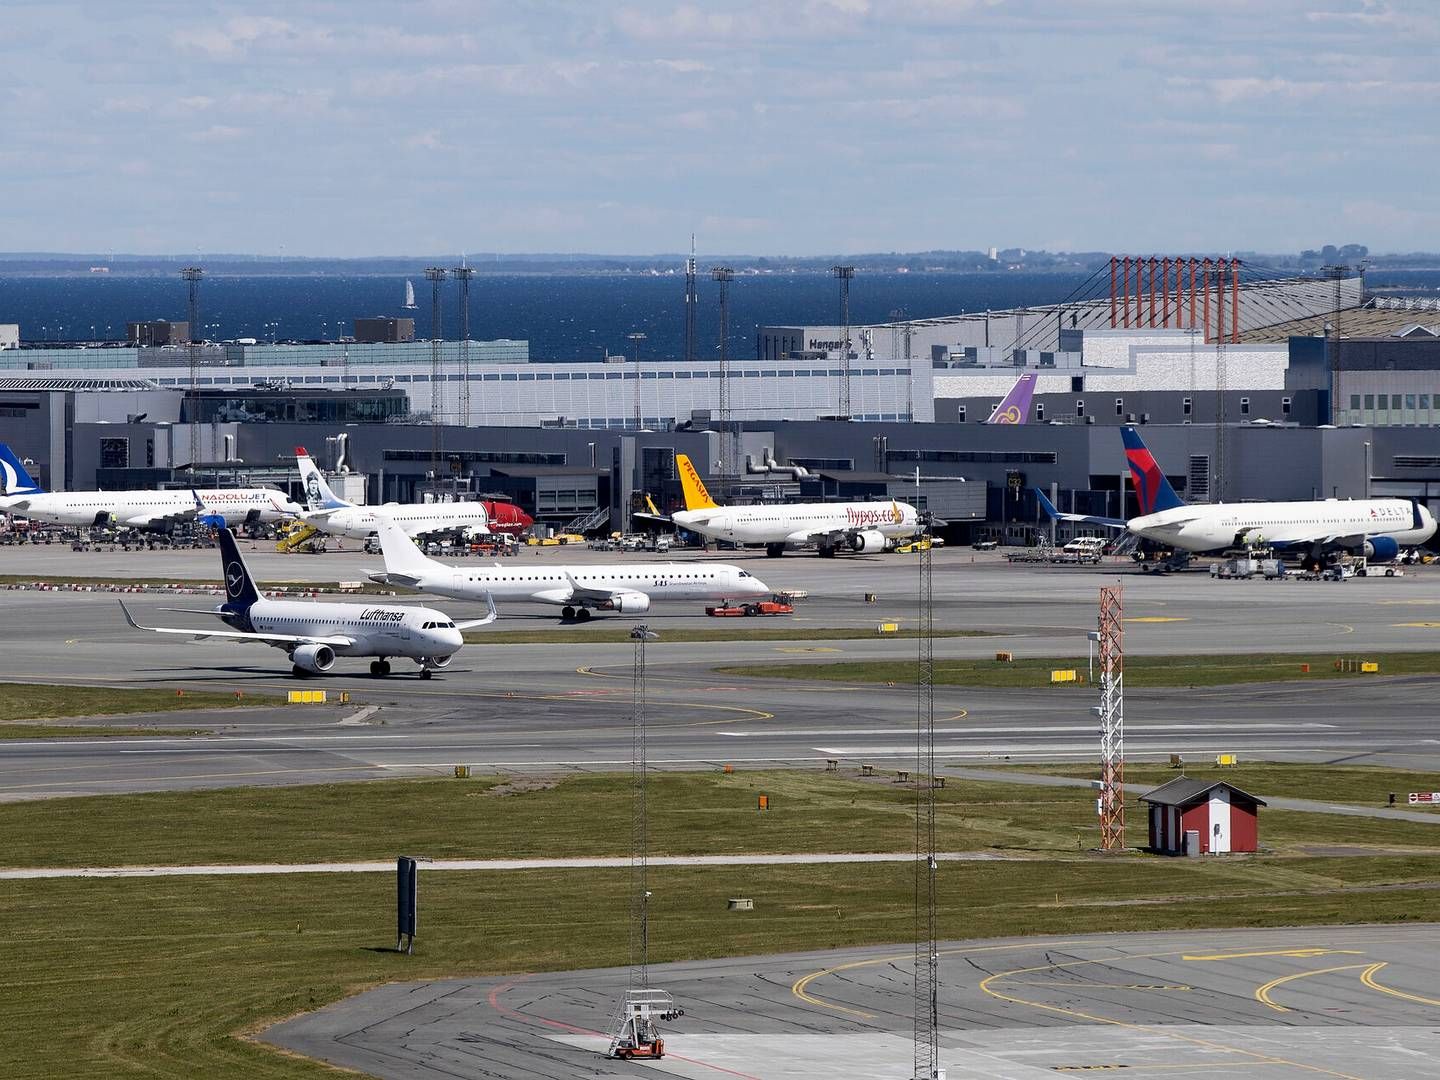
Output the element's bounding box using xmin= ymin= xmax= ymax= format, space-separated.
xmin=1 ymin=0 xmax=1437 ymax=257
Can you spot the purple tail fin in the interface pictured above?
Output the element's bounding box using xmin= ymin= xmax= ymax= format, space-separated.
xmin=984 ymin=373 xmax=1037 ymax=425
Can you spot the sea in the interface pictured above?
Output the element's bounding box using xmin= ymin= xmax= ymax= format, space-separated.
xmin=2 ymin=268 xmax=1437 ymax=362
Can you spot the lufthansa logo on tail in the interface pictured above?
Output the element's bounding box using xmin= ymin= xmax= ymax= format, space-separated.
xmin=224 ymin=561 xmax=246 ymax=595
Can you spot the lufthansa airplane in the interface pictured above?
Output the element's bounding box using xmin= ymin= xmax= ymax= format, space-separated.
xmin=120 ymin=528 xmax=495 ymax=678
xmin=368 ymin=514 xmax=769 ymax=620
xmin=1038 ymin=425 xmax=1436 ymax=566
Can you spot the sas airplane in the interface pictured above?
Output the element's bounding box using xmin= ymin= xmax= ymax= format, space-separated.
xmin=0 ymin=442 xmax=299 ymax=530
xmin=984 ymin=372 xmax=1038 ymax=424
xmin=664 ymin=453 xmax=919 ymax=558
xmin=120 ymin=527 xmax=495 ymax=678
xmin=368 ymin=513 xmax=768 ymax=620
xmin=295 ymin=447 xmax=532 ymax=540
xmin=1037 ymin=425 xmax=1437 ymax=568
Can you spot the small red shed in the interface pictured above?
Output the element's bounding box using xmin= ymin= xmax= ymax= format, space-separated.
xmin=1139 ymin=778 xmax=1266 ymax=855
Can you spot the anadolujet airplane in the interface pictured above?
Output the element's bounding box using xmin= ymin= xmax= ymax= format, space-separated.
xmin=368 ymin=513 xmax=769 ymax=620
xmin=1039 ymin=426 xmax=1437 ymax=567
xmin=120 ymin=527 xmax=495 ymax=677
xmin=295 ymin=447 xmax=532 ymax=540
xmin=659 ymin=454 xmax=920 ymax=557
xmin=1 ymin=442 xmax=299 ymax=530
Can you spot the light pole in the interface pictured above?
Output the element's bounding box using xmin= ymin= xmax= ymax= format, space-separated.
xmin=628 ymin=332 xmax=647 ymax=429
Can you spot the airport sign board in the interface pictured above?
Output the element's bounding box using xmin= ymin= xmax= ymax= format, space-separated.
xmin=1407 ymin=792 xmax=1440 ymax=805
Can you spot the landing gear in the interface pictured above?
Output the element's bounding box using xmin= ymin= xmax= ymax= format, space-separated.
xmin=766 ymin=543 xmax=785 ymax=558
xmin=561 ymin=605 xmax=576 ymax=621
xmin=576 ymin=608 xmax=592 ymax=621
xmin=420 ymin=668 xmax=433 ymax=680
xmin=817 ymin=544 xmax=838 ymax=558
xmin=369 ymin=659 xmax=391 ymax=677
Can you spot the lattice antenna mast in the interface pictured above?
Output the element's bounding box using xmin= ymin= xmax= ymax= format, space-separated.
xmin=912 ymin=511 xmax=939 ymax=1080
xmin=711 ymin=267 xmax=735 ymax=483
xmin=453 ymin=265 xmax=474 ymax=427
xmin=424 ymin=267 xmax=447 ymax=479
xmin=628 ymin=332 xmax=647 ymax=429
xmin=1097 ymin=584 xmax=1125 ymax=851
xmin=1322 ymin=264 xmax=1348 ymax=425
xmin=180 ymin=267 xmax=203 ymax=472
xmin=629 ymin=624 xmax=656 ymax=988
xmin=1213 ymin=262 xmax=1227 ymax=502
xmin=683 ymin=235 xmax=698 ymax=364
xmin=832 ymin=265 xmax=855 ymax=417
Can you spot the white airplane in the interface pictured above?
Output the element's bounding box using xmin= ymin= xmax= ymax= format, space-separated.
xmin=369 ymin=513 xmax=770 ymax=620
xmin=295 ymin=446 xmax=531 ymax=540
xmin=0 ymin=442 xmax=299 ymax=530
xmin=657 ymin=453 xmax=920 ymax=558
xmin=1038 ymin=425 xmax=1437 ymax=566
xmin=120 ymin=527 xmax=495 ymax=678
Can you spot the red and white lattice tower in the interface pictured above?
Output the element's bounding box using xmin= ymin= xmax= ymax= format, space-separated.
xmin=1097 ymin=585 xmax=1125 ymax=850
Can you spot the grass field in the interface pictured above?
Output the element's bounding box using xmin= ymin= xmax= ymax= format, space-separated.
xmin=2 ymin=789 xmax=1440 ymax=1077
xmin=719 ymin=650 xmax=1440 ymax=689
xmin=0 ymin=682 xmax=265 ymax=725
xmin=0 ymin=724 xmax=205 ymax=740
xmin=468 ymin=626 xmax=992 ymax=645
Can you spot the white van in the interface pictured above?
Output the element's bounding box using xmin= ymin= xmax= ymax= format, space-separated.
xmin=1062 ymin=536 xmax=1106 ymax=563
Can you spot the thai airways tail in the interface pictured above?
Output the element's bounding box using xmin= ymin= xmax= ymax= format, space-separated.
xmin=295 ymin=446 xmax=351 ymax=512
xmin=1121 ymin=426 xmax=1185 ymax=514
xmin=675 ymin=454 xmax=720 ymax=511
xmin=0 ymin=443 xmax=44 ymax=494
xmin=984 ymin=373 xmax=1037 ymax=425
xmin=215 ymin=527 xmax=261 ymax=613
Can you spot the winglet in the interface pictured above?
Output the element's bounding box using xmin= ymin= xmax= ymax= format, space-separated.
xmin=117 ymin=598 xmax=144 ymax=630
xmin=455 ymin=592 xmax=498 ymax=630
xmin=675 ymin=454 xmax=719 ymax=511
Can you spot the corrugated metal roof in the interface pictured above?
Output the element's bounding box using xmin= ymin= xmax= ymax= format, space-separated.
xmin=1138 ymin=777 xmax=1266 ymax=808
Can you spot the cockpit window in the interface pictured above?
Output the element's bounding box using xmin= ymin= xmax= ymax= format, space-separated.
xmin=738 ymin=571 xmax=750 ymax=577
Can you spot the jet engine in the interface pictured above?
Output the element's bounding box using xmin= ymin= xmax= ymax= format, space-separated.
xmin=1364 ymin=536 xmax=1400 ymax=562
xmin=291 ymin=643 xmax=336 ymax=673
xmin=422 ymin=654 xmax=454 ymax=668
xmin=849 ymin=529 xmax=888 ymax=553
xmin=610 ymin=591 xmax=652 ymax=614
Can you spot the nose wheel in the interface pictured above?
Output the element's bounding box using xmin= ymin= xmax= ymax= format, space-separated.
xmin=420 ymin=668 xmax=433 ymax=680
xmin=369 ymin=659 xmax=391 ymax=677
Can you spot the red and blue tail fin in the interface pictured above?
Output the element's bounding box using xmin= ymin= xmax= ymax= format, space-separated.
xmin=984 ymin=373 xmax=1037 ymax=424
xmin=1121 ymin=426 xmax=1184 ymax=514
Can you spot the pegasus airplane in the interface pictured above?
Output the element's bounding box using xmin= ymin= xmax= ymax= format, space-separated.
xmin=368 ymin=514 xmax=769 ymax=620
xmin=984 ymin=372 xmax=1038 ymax=424
xmin=120 ymin=527 xmax=494 ymax=678
xmin=0 ymin=443 xmax=299 ymax=530
xmin=1037 ymin=426 xmax=1436 ymax=567
xmin=663 ymin=453 xmax=919 ymax=557
xmin=296 ymin=447 xmax=532 ymax=540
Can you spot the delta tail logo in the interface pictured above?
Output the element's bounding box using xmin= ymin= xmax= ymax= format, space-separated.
xmin=1120 ymin=426 xmax=1185 ymax=515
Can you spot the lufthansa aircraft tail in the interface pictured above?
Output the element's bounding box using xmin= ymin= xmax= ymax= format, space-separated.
xmin=1121 ymin=426 xmax=1186 ymax=514
xmin=984 ymin=373 xmax=1037 ymax=425
xmin=295 ymin=446 xmax=352 ymax=512
xmin=216 ymin=527 xmax=261 ymax=615
xmin=0 ymin=443 xmax=44 ymax=495
xmin=674 ymin=454 xmax=720 ymax=511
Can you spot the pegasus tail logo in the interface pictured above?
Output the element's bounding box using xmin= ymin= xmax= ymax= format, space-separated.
xmin=1120 ymin=426 xmax=1185 ymax=514
xmin=675 ymin=453 xmax=719 ymax=511
xmin=985 ymin=373 xmax=1037 ymax=425
xmin=0 ymin=443 xmax=43 ymax=495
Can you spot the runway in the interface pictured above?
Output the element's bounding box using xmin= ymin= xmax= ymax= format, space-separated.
xmin=262 ymin=923 xmax=1440 ymax=1079
xmin=5 ymin=549 xmax=1440 ymax=799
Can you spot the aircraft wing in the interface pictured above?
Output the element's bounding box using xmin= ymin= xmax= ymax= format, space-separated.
xmin=122 ymin=507 xmax=199 ymax=529
xmin=119 ymin=600 xmax=353 ymax=647
xmin=367 ymin=569 xmax=424 ymax=589
xmin=454 ymin=594 xmax=498 ymax=631
xmin=633 ymin=510 xmax=672 ymax=525
xmin=1033 ymin=488 xmax=1128 ymax=530
xmin=562 ymin=572 xmax=648 ymax=606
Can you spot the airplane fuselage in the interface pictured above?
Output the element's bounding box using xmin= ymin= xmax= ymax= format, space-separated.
xmin=228 ymin=599 xmax=463 ymax=659
xmin=1129 ymin=499 xmax=1437 ymax=553
xmin=6 ymin=488 xmax=297 ymax=529
xmin=672 ymin=502 xmax=919 ymax=546
xmin=305 ymin=503 xmax=492 ymax=540
xmin=401 ymin=562 xmax=769 ymax=607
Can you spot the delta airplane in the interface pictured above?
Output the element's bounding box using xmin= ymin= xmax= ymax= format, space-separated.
xmin=1037 ymin=425 xmax=1437 ymax=566
xmin=0 ymin=443 xmax=299 ymax=530
xmin=660 ymin=454 xmax=919 ymax=557
xmin=984 ymin=372 xmax=1038 ymax=424
xmin=295 ymin=447 xmax=532 ymax=540
xmin=368 ymin=514 xmax=769 ymax=620
xmin=120 ymin=527 xmax=495 ymax=678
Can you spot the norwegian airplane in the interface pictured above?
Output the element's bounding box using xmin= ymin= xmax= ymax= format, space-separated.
xmin=295 ymin=447 xmax=532 ymax=540
xmin=368 ymin=514 xmax=769 ymax=620
xmin=662 ymin=453 xmax=919 ymax=557
xmin=0 ymin=442 xmax=299 ymax=530
xmin=120 ymin=527 xmax=494 ymax=678
xmin=1038 ymin=425 xmax=1436 ymax=566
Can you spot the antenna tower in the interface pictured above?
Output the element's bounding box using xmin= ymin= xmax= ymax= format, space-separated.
xmin=424 ymin=267 xmax=447 ymax=477
xmin=1213 ymin=260 xmax=1228 ymax=501
xmin=1322 ymin=264 xmax=1348 ymax=425
xmin=711 ymin=267 xmax=735 ymax=483
xmin=180 ymin=267 xmax=203 ymax=471
xmin=1097 ymin=584 xmax=1125 ymax=851
xmin=832 ymin=265 xmax=855 ymax=417
xmin=912 ymin=512 xmax=939 ymax=1079
xmin=683 ymin=235 xmax=698 ymax=364
xmin=453 ymin=265 xmax=474 ymax=426
xmin=629 ymin=624 xmax=655 ymax=986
